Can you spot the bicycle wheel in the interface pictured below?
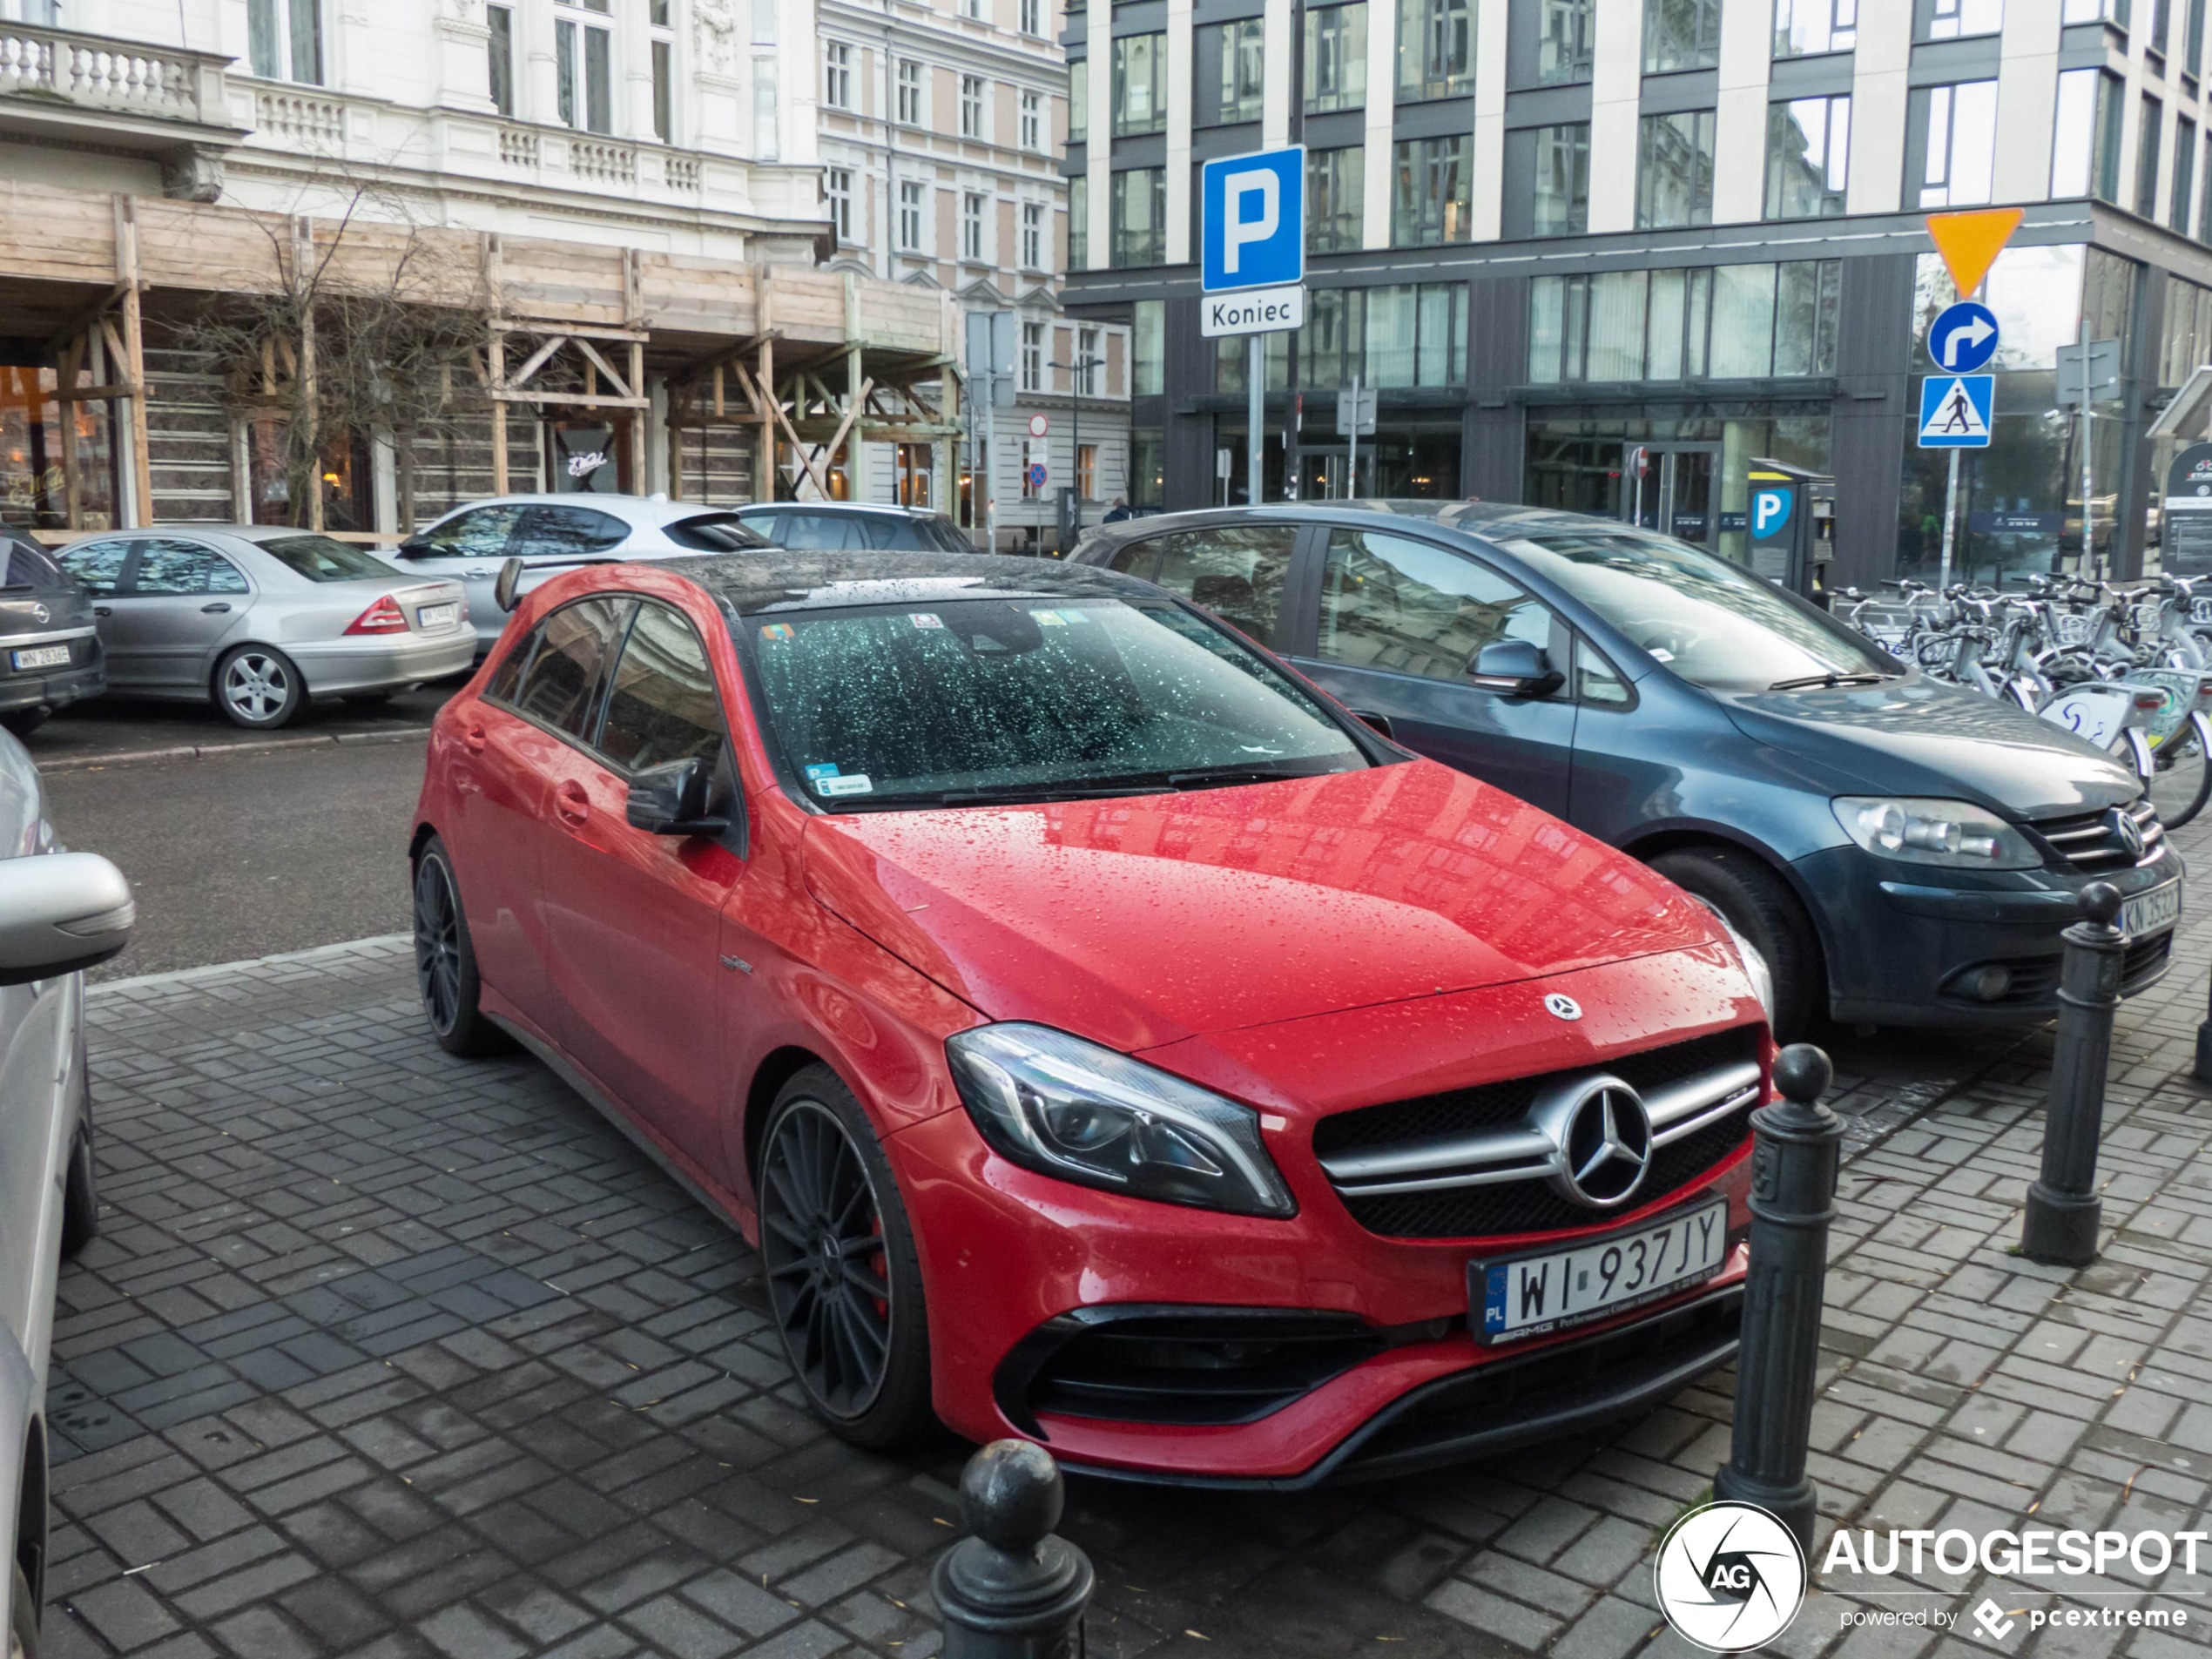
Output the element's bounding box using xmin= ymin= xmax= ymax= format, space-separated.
xmin=2148 ymin=708 xmax=2212 ymax=831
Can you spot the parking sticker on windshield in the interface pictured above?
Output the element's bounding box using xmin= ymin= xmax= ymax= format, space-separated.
xmin=759 ymin=623 xmax=795 ymax=642
xmin=1031 ymin=608 xmax=1069 ymax=626
xmin=815 ymin=774 xmax=873 ymax=797
xmin=909 ymin=613 xmax=944 ymax=630
xmin=804 ymin=763 xmax=842 ymax=781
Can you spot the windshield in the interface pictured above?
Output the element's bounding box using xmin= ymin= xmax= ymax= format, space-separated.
xmin=744 ymin=596 xmax=1370 ymax=808
xmin=1494 ymin=529 xmax=1900 ymax=691
xmin=258 ymin=535 xmax=401 ymax=583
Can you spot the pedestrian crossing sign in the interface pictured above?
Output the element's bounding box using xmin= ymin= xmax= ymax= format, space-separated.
xmin=1918 ymin=374 xmax=1994 ymax=448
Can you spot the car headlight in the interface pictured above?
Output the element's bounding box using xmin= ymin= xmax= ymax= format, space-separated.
xmin=945 ymin=1023 xmax=1297 ymax=1218
xmin=1831 ymin=796 xmax=2040 ymax=870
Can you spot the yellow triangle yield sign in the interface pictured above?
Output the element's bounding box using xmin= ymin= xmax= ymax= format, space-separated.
xmin=1925 ymin=207 xmax=2025 ymax=298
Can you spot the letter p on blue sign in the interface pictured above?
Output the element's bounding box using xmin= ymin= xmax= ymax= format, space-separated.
xmin=1203 ymin=146 xmax=1305 ymax=293
xmin=1752 ymin=488 xmax=1792 ymax=539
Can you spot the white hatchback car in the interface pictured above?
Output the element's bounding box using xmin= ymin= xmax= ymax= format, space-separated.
xmin=0 ymin=731 xmax=132 ymax=1659
xmin=386 ymin=496 xmax=769 ymax=658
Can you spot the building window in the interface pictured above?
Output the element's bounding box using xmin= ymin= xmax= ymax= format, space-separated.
xmin=1022 ymin=320 xmax=1045 ymax=390
xmin=1912 ymin=80 xmax=1998 ymax=207
xmin=1077 ymin=327 xmax=1102 ymax=395
xmin=1392 ymin=136 xmax=1469 ymax=245
xmin=2176 ymin=116 xmax=2199 ymax=230
xmin=962 ymin=191 xmax=987 ymax=261
xmin=1364 ymin=286 xmax=1466 ymax=388
xmin=1919 ymin=0 xmax=2002 ymax=37
xmin=961 ymin=74 xmax=986 ymax=137
xmin=1637 ymin=111 xmax=1714 ymax=227
xmin=1773 ymin=0 xmax=1855 ymax=54
xmin=1069 ymin=173 xmax=1087 ymax=268
xmin=1304 ymin=4 xmax=1367 ymax=112
xmin=2052 ymin=68 xmax=2126 ymax=199
xmin=1068 ymin=57 xmax=1086 ymax=140
xmin=2137 ymin=95 xmax=2165 ymax=218
xmin=651 ymin=40 xmax=672 ymax=140
xmin=961 ymin=0 xmax=983 ymax=18
xmin=1397 ymin=0 xmax=1468 ymax=100
xmin=488 ymin=4 xmax=514 ymax=113
xmin=1076 ymin=443 xmax=1097 ymax=499
xmin=556 ymin=9 xmax=614 ymax=135
xmin=2200 ymin=131 xmax=2212 ymax=239
xmin=1021 ymin=90 xmax=1042 ymax=150
xmin=899 ymin=179 xmax=925 ymax=250
xmin=1022 ymin=200 xmax=1045 ymax=267
xmin=1218 ymin=18 xmax=1264 ymax=122
xmin=1532 ymin=122 xmax=1589 ymax=233
xmin=1020 ymin=0 xmax=1042 ymax=34
xmin=753 ymin=54 xmax=777 ymax=156
xmin=1766 ymin=96 xmax=1850 ymax=219
xmin=1308 ymin=145 xmax=1364 ymax=252
xmin=1111 ymin=167 xmax=1165 ymax=266
xmin=825 ymin=169 xmax=853 ymax=240
xmin=1643 ymin=0 xmax=1718 ymax=71
xmin=1527 ymin=260 xmax=1841 ymax=383
xmin=2060 ymin=0 xmax=2128 ymax=18
xmin=1536 ymin=0 xmax=1593 ymax=84
xmin=1132 ymin=300 xmax=1163 ymax=395
xmin=1112 ymin=34 xmax=1165 ymax=135
xmin=249 ymin=0 xmax=324 ymax=83
xmin=2189 ymin=0 xmax=2207 ymax=74
xmin=825 ymin=41 xmax=851 ymax=108
xmin=897 ymin=58 xmax=923 ymax=125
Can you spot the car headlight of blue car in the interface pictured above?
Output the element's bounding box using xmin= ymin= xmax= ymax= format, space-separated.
xmin=1831 ymin=797 xmax=2042 ymax=871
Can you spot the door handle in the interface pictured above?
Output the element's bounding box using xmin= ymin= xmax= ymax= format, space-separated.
xmin=93 ymin=606 xmax=111 ymax=617
xmin=200 ymin=602 xmax=232 ymax=614
xmin=462 ymin=722 xmax=487 ymax=754
xmin=554 ymin=780 xmax=590 ymax=826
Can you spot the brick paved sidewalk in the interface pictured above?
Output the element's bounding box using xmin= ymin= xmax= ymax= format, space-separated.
xmin=32 ymin=834 xmax=2212 ymax=1659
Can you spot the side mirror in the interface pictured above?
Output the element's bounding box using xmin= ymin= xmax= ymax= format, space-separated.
xmin=0 ymin=852 xmax=134 ymax=985
xmin=625 ymin=758 xmax=730 ymax=837
xmin=494 ymin=556 xmax=525 ymax=614
xmin=1468 ymin=638 xmax=1565 ymax=698
xmin=1351 ymin=708 xmax=1394 ymax=740
xmin=395 ymin=538 xmax=432 ymax=558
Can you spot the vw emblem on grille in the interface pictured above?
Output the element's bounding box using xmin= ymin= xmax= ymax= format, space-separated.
xmin=28 ymin=604 xmax=47 ymax=625
xmin=2109 ymin=806 xmax=2146 ymax=860
xmin=1532 ymin=1074 xmax=1652 ymax=1209
xmin=1543 ymin=993 xmax=1583 ymax=1022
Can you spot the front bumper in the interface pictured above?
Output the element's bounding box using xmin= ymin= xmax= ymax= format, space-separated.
xmin=1798 ymin=840 xmax=2182 ymax=1025
xmin=288 ymin=631 xmax=475 ymax=695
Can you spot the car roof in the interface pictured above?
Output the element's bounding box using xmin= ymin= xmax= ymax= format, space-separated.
xmin=432 ymin=495 xmax=755 ymax=527
xmin=1076 ymin=500 xmax=1606 ymax=549
xmin=657 ymin=550 xmax=1155 ymax=617
xmin=732 ymin=502 xmax=948 ymax=521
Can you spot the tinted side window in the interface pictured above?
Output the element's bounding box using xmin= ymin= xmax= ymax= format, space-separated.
xmin=514 ymin=597 xmax=634 ymax=737
xmin=596 ymin=603 xmax=725 ymax=772
xmin=515 ymin=505 xmax=629 ymax=558
xmin=131 ymin=539 xmax=250 ymax=596
xmin=57 ymin=539 xmax=130 ymax=596
xmin=664 ymin=514 xmax=770 ymax=552
xmin=1149 ymin=527 xmax=1296 ymax=644
xmin=857 ymin=516 xmax=928 ymax=550
xmin=1105 ymin=537 xmax=1162 ymax=579
xmin=0 ymin=537 xmax=64 ymax=590
xmin=779 ymin=513 xmax=860 ymax=550
xmin=1315 ymin=529 xmax=1551 ymax=684
xmin=413 ymin=505 xmax=523 ymax=557
xmin=484 ymin=629 xmax=539 ymax=705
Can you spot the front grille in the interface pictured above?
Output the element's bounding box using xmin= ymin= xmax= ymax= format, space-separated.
xmin=2031 ymin=798 xmax=2164 ymax=871
xmin=1312 ymin=1028 xmax=1762 ymax=1243
xmin=1021 ymin=1310 xmax=1389 ymax=1427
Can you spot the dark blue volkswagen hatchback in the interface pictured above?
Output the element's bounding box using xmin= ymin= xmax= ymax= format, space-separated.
xmin=1073 ymin=502 xmax=2180 ymax=1037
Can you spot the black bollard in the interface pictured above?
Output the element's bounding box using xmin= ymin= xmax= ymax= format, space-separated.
xmin=2021 ymin=881 xmax=2125 ymax=1267
xmin=1713 ymin=1042 xmax=1844 ymax=1555
xmin=932 ymin=1440 xmax=1096 ymax=1659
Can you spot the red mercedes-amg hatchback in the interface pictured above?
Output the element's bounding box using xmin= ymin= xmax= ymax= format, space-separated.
xmin=410 ymin=550 xmax=1770 ymax=1485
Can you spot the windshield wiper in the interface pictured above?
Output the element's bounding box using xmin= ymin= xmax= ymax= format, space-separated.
xmin=920 ymin=782 xmax=1167 ymax=806
xmin=1162 ymin=765 xmax=1339 ymax=790
xmin=1767 ymin=671 xmax=1896 ymax=691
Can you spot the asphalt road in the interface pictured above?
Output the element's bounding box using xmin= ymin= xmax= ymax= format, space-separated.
xmin=43 ymin=736 xmax=429 ymax=980
xmin=21 ymin=680 xmax=457 ymax=765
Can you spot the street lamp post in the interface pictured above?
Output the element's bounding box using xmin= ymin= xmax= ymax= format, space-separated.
xmin=1049 ymin=354 xmax=1103 ymax=556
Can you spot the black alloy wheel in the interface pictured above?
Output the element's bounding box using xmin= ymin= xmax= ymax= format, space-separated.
xmin=763 ymin=1099 xmax=894 ymax=1417
xmin=410 ymin=838 xmax=506 ymax=1057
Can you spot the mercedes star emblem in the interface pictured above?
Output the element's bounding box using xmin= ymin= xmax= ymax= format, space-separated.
xmin=1544 ymin=993 xmax=1583 ymax=1021
xmin=1531 ymin=1074 xmax=1653 ymax=1209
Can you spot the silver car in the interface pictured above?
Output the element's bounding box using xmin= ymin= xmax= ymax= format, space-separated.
xmin=56 ymin=529 xmax=474 ymax=730
xmin=387 ymin=496 xmax=769 ymax=657
xmin=0 ymin=730 xmax=132 ymax=1659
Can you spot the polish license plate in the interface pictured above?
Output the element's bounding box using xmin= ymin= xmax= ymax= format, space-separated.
xmin=1472 ymin=1201 xmax=1729 ymax=1345
xmin=10 ymin=644 xmax=69 ymax=671
xmin=2122 ymin=880 xmax=2182 ymax=940
xmin=417 ymin=604 xmax=460 ymax=631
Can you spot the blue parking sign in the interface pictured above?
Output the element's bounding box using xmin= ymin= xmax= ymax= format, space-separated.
xmin=1202 ymin=146 xmax=1304 ymax=293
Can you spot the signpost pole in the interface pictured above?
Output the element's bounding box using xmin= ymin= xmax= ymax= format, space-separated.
xmin=1939 ymin=449 xmax=1960 ymax=590
xmin=2080 ymin=321 xmax=2097 ymax=580
xmin=1346 ymin=374 xmax=1359 ymax=500
xmin=1247 ymin=336 xmax=1263 ymax=504
xmin=984 ymin=374 xmax=998 ymax=556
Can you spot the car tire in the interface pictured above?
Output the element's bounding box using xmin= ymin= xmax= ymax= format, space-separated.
xmin=213 ymin=644 xmax=305 ymax=730
xmin=58 ymin=1126 xmax=98 ymax=1260
xmin=758 ymin=1067 xmax=934 ymax=1451
xmin=8 ymin=1561 xmax=37 ymax=1659
xmin=0 ymin=709 xmax=49 ymax=739
xmin=1650 ymin=846 xmax=1824 ymax=1042
xmin=411 ymin=837 xmax=509 ymax=1058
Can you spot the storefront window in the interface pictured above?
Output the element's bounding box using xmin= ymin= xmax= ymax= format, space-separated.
xmin=0 ymin=367 xmax=118 ymax=530
xmin=249 ymin=421 xmax=376 ymax=529
xmin=1130 ymin=429 xmax=1164 ymax=508
xmin=1529 ymin=260 xmax=1838 ymax=384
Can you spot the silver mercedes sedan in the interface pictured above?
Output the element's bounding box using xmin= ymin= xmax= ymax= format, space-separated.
xmin=54 ymin=528 xmax=473 ymax=729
